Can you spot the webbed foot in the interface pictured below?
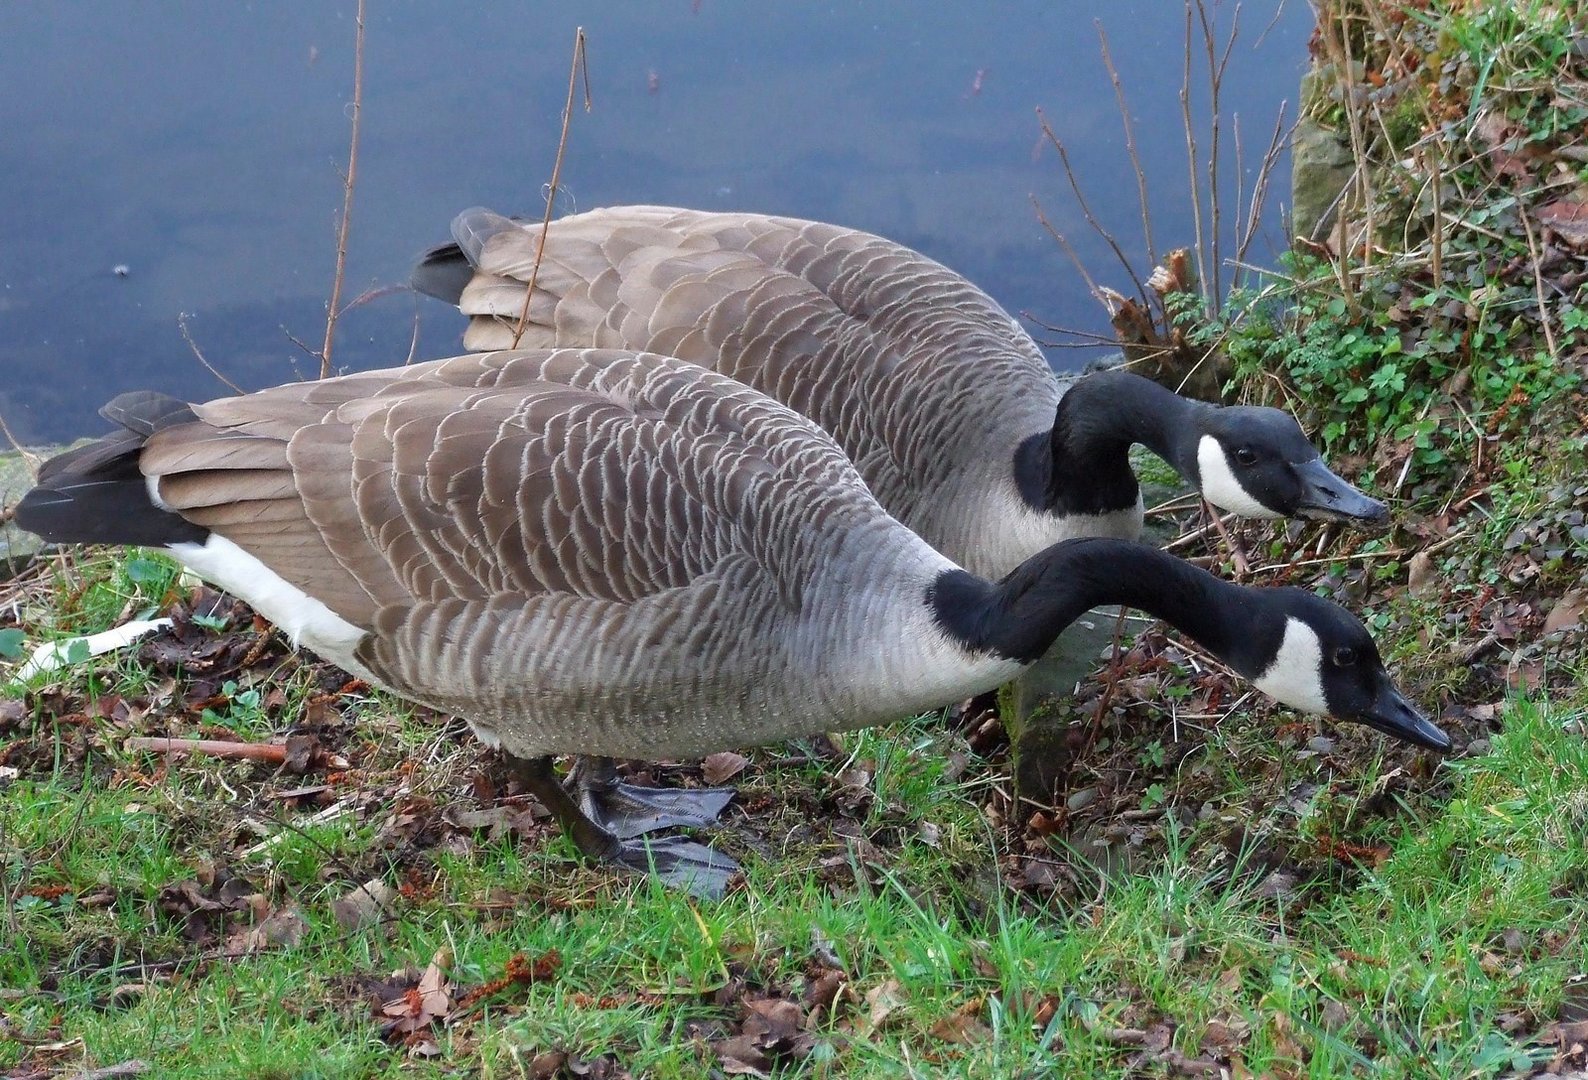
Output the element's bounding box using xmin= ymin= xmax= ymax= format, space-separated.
xmin=572 ymin=756 xmax=737 ymax=839
xmin=509 ymin=753 xmax=740 ymax=897
xmin=611 ymin=835 xmax=741 ymax=898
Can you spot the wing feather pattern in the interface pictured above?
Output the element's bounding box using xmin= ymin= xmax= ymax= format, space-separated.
xmin=138 ymin=348 xmax=876 ymax=655
xmin=414 ymin=206 xmax=1060 ymax=543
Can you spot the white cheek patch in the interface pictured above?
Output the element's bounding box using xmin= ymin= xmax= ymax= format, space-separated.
xmin=1252 ymin=616 xmax=1330 ymax=715
xmin=1196 ymin=435 xmax=1282 ymax=519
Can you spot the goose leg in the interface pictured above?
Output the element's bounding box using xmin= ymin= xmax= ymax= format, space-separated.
xmin=569 ymin=755 xmax=737 ymax=840
xmin=509 ymin=754 xmax=739 ymax=898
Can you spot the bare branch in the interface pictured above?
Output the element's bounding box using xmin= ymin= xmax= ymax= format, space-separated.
xmin=512 ymin=27 xmax=591 ymax=348
xmin=1029 ymin=193 xmax=1104 ymax=305
xmin=1180 ymin=3 xmax=1209 ymax=295
xmin=0 ymin=411 xmax=40 ymax=479
xmin=320 ymin=0 xmax=366 ymax=377
xmin=1095 ymin=21 xmax=1156 ymax=268
xmin=1518 ymin=205 xmax=1561 ymax=363
xmin=1035 ymin=108 xmax=1151 ymax=313
xmin=1236 ymin=103 xmax=1290 ymax=271
xmin=178 ymin=313 xmax=245 ymax=395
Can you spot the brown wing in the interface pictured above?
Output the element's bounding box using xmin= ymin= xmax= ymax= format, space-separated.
xmin=140 ymin=349 xmax=874 ymax=628
xmin=417 ymin=207 xmax=1058 ymax=521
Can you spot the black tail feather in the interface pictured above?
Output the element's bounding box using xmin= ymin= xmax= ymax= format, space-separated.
xmin=15 ymin=392 xmax=209 ymax=547
xmin=410 ymin=242 xmax=474 ymax=305
xmin=100 ymin=391 xmax=198 ymax=437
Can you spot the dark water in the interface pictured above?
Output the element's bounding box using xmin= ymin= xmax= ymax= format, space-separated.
xmin=0 ymin=2 xmax=1312 ymax=443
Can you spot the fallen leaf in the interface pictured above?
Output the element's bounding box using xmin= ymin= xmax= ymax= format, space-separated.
xmin=332 ymin=879 xmax=398 ymax=932
xmin=1538 ymin=199 xmax=1588 ymax=248
xmin=803 ymin=969 xmax=845 ymax=1014
xmin=1202 ymin=1016 xmax=1251 ymax=1055
xmin=1543 ymin=591 xmax=1586 ymax=636
xmin=1257 ymin=870 xmax=1299 ymax=901
xmin=857 ymin=978 xmax=904 ymax=1036
xmin=379 ymin=951 xmax=455 ymax=1040
xmin=702 ymin=751 xmax=750 ymax=785
xmin=230 ymin=905 xmax=308 ymax=954
xmin=1406 ymin=551 xmax=1437 ymax=596
xmin=284 ymin=732 xmax=319 ymax=773
xmin=929 ymin=998 xmax=991 ymax=1044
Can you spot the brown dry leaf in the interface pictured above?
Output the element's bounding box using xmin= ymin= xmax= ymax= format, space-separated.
xmin=713 ymin=1035 xmax=771 ymax=1077
xmin=1202 ymin=1016 xmax=1250 ymax=1056
xmin=332 ymin=879 xmax=397 ymax=932
xmin=229 ymin=905 xmax=308 ymax=955
xmin=1406 ymin=551 xmax=1437 ymax=596
xmin=1506 ymin=659 xmax=1545 ymax=693
xmin=1268 ymin=1011 xmax=1305 ymax=1068
xmin=712 ymin=995 xmax=815 ymax=1077
xmin=702 ymin=751 xmax=750 ymax=785
xmin=417 ymin=954 xmax=453 ymax=1017
xmin=1538 ymin=1017 xmax=1588 ymax=1074
xmin=1471 ymin=110 xmax=1533 ymax=182
xmin=379 ymin=951 xmax=455 ymax=1040
xmin=283 ymin=732 xmax=319 ymax=773
xmin=929 ymin=998 xmax=991 ymax=1045
xmin=803 ymin=969 xmax=845 ymax=1015
xmin=856 ymin=978 xmax=904 ymax=1036
xmin=1538 ymin=199 xmax=1588 ymax=248
xmin=528 ymin=1051 xmax=568 ymax=1079
xmin=1543 ymin=591 xmax=1587 ymax=635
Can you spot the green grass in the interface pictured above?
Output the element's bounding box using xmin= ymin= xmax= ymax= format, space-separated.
xmin=3 ymin=644 xmax=1585 ymax=1078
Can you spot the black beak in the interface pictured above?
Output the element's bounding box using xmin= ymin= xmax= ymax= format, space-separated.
xmin=1352 ymin=682 xmax=1450 ymax=752
xmin=1292 ymin=458 xmax=1390 ymax=531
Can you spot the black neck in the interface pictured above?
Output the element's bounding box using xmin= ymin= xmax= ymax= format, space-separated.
xmin=929 ymin=536 xmax=1278 ymax=669
xmin=1013 ymin=370 xmax=1211 ymax=514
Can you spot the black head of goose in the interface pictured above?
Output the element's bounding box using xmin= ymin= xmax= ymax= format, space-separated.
xmin=1017 ymin=368 xmax=1389 ymax=529
xmin=412 ymin=206 xmax=1387 ymax=582
xmin=15 ymin=349 xmax=1446 ymax=897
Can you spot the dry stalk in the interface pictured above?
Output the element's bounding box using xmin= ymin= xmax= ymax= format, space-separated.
xmin=1034 ymin=108 xmax=1150 ymax=313
xmin=178 ymin=312 xmax=244 ymax=395
xmin=1095 ymin=21 xmax=1156 ymax=268
xmin=1517 ymin=206 xmax=1561 ymax=362
xmin=1194 ymin=0 xmax=1239 ymax=302
xmin=0 ymin=412 xmax=41 ymax=478
xmin=1235 ymin=107 xmax=1290 ymax=271
xmin=1334 ymin=5 xmax=1375 ymax=289
xmin=1029 ymin=194 xmax=1106 ymax=306
xmin=320 ymin=0 xmax=366 ymax=378
xmin=512 ymin=27 xmax=591 ymax=348
xmin=1180 ymin=2 xmax=1209 ymax=294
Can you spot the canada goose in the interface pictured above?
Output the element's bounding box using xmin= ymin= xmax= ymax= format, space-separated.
xmin=17 ymin=349 xmax=1446 ymax=895
xmin=412 ymin=206 xmax=1389 ymax=582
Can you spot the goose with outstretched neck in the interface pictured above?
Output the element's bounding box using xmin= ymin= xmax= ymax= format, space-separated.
xmin=15 ymin=348 xmax=1444 ymax=896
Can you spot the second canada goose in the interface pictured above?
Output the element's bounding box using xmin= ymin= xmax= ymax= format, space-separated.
xmin=17 ymin=349 xmax=1446 ymax=894
xmin=413 ymin=206 xmax=1389 ymax=582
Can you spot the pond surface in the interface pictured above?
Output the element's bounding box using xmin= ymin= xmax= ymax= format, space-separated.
xmin=0 ymin=1 xmax=1312 ymax=443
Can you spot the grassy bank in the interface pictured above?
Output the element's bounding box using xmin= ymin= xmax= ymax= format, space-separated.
xmin=3 ymin=0 xmax=1587 ymax=1076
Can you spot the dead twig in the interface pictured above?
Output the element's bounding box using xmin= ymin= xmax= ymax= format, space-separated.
xmin=512 ymin=27 xmax=591 ymax=347
xmin=1035 ymin=107 xmax=1151 ymax=314
xmin=1517 ymin=203 xmax=1561 ymax=363
xmin=1180 ymin=2 xmax=1208 ymax=296
xmin=0 ymin=412 xmax=41 ymax=479
xmin=320 ymin=0 xmax=366 ymax=377
xmin=125 ymin=737 xmax=291 ymax=763
xmin=178 ymin=313 xmax=245 ymax=395
xmin=1096 ymin=21 xmax=1156 ymax=269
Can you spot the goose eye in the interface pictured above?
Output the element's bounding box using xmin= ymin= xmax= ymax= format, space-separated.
xmin=1332 ymin=647 xmax=1357 ymax=668
xmin=1234 ymin=447 xmax=1258 ymax=466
